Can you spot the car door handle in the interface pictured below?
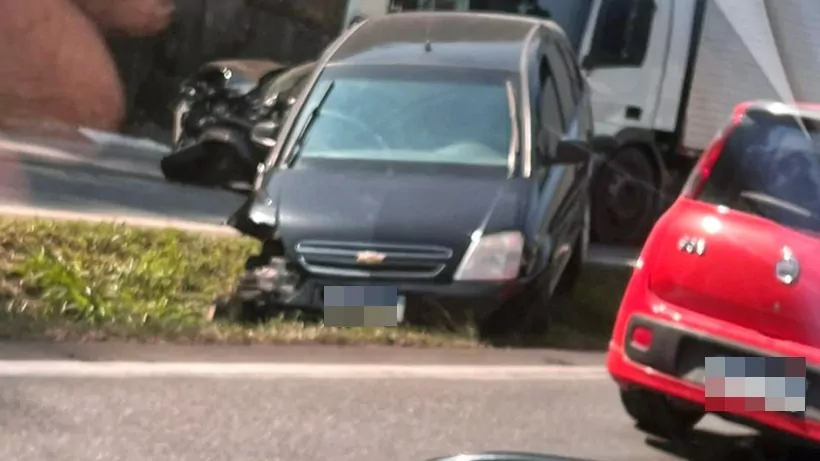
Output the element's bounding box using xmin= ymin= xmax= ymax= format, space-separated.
xmin=678 ymin=236 xmax=706 ymax=256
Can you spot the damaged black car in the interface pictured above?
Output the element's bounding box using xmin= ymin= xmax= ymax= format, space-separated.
xmin=220 ymin=12 xmax=610 ymax=335
xmin=161 ymin=59 xmax=315 ymax=190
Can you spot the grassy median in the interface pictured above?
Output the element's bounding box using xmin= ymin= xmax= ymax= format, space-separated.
xmin=0 ymin=217 xmax=629 ymax=348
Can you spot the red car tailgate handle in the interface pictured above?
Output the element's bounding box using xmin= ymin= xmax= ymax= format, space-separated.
xmin=775 ymin=246 xmax=800 ymax=285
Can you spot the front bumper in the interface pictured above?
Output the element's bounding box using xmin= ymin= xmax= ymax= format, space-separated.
xmin=275 ymin=274 xmax=527 ymax=319
xmin=608 ymin=313 xmax=820 ymax=442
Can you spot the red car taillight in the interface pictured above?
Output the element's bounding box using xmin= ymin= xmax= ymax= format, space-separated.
xmin=679 ymin=130 xmax=730 ymax=199
xmin=679 ymin=101 xmax=754 ymax=199
xmin=630 ymin=325 xmax=653 ymax=351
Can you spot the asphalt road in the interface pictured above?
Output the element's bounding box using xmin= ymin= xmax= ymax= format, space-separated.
xmin=0 ymin=139 xmax=638 ymax=266
xmin=0 ymin=148 xmax=246 ymax=226
xmin=0 ymin=342 xmax=779 ymax=461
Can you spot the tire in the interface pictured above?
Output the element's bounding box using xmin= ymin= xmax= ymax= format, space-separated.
xmin=553 ymin=238 xmax=582 ymax=296
xmin=478 ymin=273 xmax=550 ymax=340
xmin=554 ymin=204 xmax=589 ymax=296
xmin=590 ymin=145 xmax=659 ymax=245
xmin=211 ymin=267 xmax=270 ymax=323
xmin=620 ymin=388 xmax=704 ymax=439
xmin=212 ymin=255 xmax=283 ymax=323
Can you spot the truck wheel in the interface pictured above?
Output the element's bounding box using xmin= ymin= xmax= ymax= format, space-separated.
xmin=620 ymin=388 xmax=704 ymax=439
xmin=591 ymin=146 xmax=658 ymax=245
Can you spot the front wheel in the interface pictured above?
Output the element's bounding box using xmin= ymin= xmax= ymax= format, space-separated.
xmin=554 ymin=204 xmax=589 ymax=296
xmin=212 ymin=256 xmax=289 ymax=323
xmin=478 ymin=274 xmax=550 ymax=340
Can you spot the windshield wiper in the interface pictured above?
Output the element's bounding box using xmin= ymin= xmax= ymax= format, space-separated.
xmin=505 ymin=80 xmax=520 ymax=177
xmin=286 ymin=80 xmax=335 ymax=166
xmin=739 ymin=190 xmax=815 ymax=218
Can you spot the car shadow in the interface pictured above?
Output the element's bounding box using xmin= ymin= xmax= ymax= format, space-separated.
xmin=644 ymin=428 xmax=820 ymax=461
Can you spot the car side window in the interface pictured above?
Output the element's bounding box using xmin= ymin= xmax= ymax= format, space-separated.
xmin=545 ymin=42 xmax=575 ymax=130
xmin=584 ymin=0 xmax=655 ymax=68
xmin=535 ymin=55 xmax=563 ymax=164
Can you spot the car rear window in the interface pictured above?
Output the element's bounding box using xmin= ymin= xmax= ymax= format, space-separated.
xmin=696 ymin=111 xmax=820 ymax=232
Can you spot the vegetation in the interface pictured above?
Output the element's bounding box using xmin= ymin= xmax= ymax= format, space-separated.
xmin=0 ymin=217 xmax=628 ymax=349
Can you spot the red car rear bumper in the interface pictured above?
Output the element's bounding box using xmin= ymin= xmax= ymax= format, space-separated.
xmin=608 ymin=304 xmax=820 ymax=443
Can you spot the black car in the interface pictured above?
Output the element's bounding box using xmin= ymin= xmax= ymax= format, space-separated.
xmin=223 ymin=12 xmax=612 ymax=335
xmin=161 ymin=60 xmax=315 ymax=190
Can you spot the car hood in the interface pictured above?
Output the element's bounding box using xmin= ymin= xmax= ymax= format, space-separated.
xmin=248 ymin=168 xmax=528 ymax=260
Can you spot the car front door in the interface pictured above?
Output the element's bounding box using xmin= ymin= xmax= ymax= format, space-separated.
xmin=530 ymin=35 xmax=578 ymax=292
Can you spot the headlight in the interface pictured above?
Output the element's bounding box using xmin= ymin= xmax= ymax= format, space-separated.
xmin=453 ymin=231 xmax=524 ymax=281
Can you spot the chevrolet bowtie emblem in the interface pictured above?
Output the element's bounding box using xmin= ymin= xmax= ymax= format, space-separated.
xmin=356 ymin=251 xmax=386 ymax=264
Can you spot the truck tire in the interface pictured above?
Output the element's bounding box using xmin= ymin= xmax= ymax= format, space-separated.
xmin=620 ymin=388 xmax=704 ymax=438
xmin=591 ymin=145 xmax=659 ymax=246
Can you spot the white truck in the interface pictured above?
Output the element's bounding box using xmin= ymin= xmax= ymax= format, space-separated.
xmin=343 ymin=0 xmax=820 ymax=245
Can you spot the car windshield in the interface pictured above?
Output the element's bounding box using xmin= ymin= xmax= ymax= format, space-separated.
xmin=697 ymin=112 xmax=820 ymax=232
xmin=283 ymin=66 xmax=514 ymax=168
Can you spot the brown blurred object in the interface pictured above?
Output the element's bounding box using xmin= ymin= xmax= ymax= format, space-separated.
xmin=0 ymin=0 xmax=173 ymax=131
xmin=0 ymin=0 xmax=346 ymax=135
xmin=74 ymin=0 xmax=175 ymax=36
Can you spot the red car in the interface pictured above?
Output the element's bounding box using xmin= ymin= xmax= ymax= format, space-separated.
xmin=607 ymin=100 xmax=820 ymax=442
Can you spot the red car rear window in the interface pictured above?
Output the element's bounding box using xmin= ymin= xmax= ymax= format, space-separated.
xmin=695 ymin=110 xmax=820 ymax=232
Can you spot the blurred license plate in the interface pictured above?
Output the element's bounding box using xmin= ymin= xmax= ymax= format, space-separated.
xmin=322 ymin=286 xmax=405 ymax=326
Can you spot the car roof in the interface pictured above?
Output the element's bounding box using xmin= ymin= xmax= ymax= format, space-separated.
xmin=739 ymin=100 xmax=820 ymax=121
xmin=328 ymin=12 xmax=564 ymax=72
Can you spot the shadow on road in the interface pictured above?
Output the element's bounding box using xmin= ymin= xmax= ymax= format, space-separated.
xmin=0 ymin=151 xmax=247 ymax=225
xmin=644 ymin=428 xmax=820 ymax=461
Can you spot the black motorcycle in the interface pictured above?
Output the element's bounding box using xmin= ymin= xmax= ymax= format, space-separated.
xmin=160 ymin=59 xmax=313 ymax=191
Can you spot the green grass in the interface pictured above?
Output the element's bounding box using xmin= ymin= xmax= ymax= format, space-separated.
xmin=0 ymin=217 xmax=629 ymax=348
xmin=547 ymin=266 xmax=632 ymax=350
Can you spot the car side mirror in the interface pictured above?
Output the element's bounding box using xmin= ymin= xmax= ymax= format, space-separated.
xmin=590 ymin=135 xmax=618 ymax=155
xmin=554 ymin=140 xmax=591 ymax=164
xmin=250 ymin=120 xmax=280 ymax=148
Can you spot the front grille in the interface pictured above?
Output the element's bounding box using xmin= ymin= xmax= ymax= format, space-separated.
xmin=294 ymin=240 xmax=453 ymax=279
